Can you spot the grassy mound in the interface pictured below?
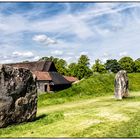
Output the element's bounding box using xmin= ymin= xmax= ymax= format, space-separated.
xmin=128 ymin=73 xmax=140 ymax=91
xmin=38 ymin=73 xmax=140 ymax=107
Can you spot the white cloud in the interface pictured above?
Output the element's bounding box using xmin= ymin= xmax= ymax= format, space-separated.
xmin=32 ymin=34 xmax=47 ymax=43
xmin=119 ymin=52 xmax=128 ymax=57
xmin=99 ymin=52 xmax=113 ymax=63
xmin=101 ymin=58 xmax=109 ymax=63
xmin=33 ymin=56 xmax=40 ymax=61
xmin=51 ymin=50 xmax=63 ymax=56
xmin=12 ymin=51 xmax=34 ymax=58
xmin=0 ymin=51 xmax=41 ymax=64
xmin=63 ymin=56 xmax=74 ymax=64
xmin=32 ymin=34 xmax=57 ymax=46
xmin=0 ymin=59 xmax=13 ymax=64
xmin=80 ymin=51 xmax=89 ymax=55
xmin=1 ymin=3 xmax=140 ymax=64
xmin=103 ymin=52 xmax=111 ymax=57
xmin=66 ymin=52 xmax=74 ymax=55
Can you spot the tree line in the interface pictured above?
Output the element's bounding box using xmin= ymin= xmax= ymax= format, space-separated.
xmin=39 ymin=55 xmax=140 ymax=80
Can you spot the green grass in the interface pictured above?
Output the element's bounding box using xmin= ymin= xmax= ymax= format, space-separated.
xmin=105 ymin=112 xmax=140 ymax=137
xmin=38 ymin=73 xmax=140 ymax=107
xmin=0 ymin=73 xmax=140 ymax=137
xmin=0 ymin=91 xmax=140 ymax=137
xmin=128 ymin=73 xmax=140 ymax=91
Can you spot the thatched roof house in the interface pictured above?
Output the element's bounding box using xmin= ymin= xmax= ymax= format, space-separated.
xmin=6 ymin=61 xmax=74 ymax=93
xmin=8 ymin=61 xmax=57 ymax=72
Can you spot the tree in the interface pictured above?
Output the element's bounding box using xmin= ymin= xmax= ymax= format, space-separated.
xmin=39 ymin=56 xmax=58 ymax=63
xmin=118 ymin=57 xmax=135 ymax=73
xmin=134 ymin=59 xmax=140 ymax=72
xmin=39 ymin=56 xmax=67 ymax=75
xmin=55 ymin=59 xmax=68 ymax=75
xmin=78 ymin=55 xmax=90 ymax=66
xmin=92 ymin=59 xmax=106 ymax=73
xmin=105 ymin=59 xmax=120 ymax=73
xmin=76 ymin=55 xmax=92 ymax=79
xmin=39 ymin=56 xmax=50 ymax=61
xmin=68 ymin=63 xmax=77 ymax=76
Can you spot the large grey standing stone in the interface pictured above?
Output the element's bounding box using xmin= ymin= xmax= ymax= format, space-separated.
xmin=114 ymin=70 xmax=129 ymax=99
xmin=0 ymin=64 xmax=37 ymax=128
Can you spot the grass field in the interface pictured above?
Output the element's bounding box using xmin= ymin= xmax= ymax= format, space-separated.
xmin=0 ymin=91 xmax=140 ymax=138
xmin=38 ymin=73 xmax=140 ymax=107
xmin=0 ymin=73 xmax=140 ymax=138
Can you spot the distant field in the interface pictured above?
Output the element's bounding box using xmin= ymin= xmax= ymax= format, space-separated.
xmin=0 ymin=73 xmax=140 ymax=138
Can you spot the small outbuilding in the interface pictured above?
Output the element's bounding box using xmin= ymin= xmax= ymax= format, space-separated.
xmin=7 ymin=61 xmax=74 ymax=93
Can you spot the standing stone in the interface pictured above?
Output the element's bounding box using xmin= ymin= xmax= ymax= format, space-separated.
xmin=114 ymin=70 xmax=129 ymax=99
xmin=0 ymin=64 xmax=37 ymax=128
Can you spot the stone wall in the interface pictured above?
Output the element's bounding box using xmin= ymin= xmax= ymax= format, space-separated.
xmin=36 ymin=81 xmax=50 ymax=93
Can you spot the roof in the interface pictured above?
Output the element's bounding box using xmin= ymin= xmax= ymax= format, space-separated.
xmin=6 ymin=61 xmax=71 ymax=85
xmin=49 ymin=72 xmax=71 ymax=85
xmin=63 ymin=76 xmax=78 ymax=83
xmin=6 ymin=61 xmax=57 ymax=72
xmin=33 ymin=71 xmax=71 ymax=85
xmin=33 ymin=71 xmax=51 ymax=81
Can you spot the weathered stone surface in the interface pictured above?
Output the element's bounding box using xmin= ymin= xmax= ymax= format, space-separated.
xmin=114 ymin=70 xmax=129 ymax=99
xmin=0 ymin=64 xmax=37 ymax=128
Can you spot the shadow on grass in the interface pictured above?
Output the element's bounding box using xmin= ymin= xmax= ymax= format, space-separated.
xmin=34 ymin=114 xmax=47 ymax=121
xmin=123 ymin=95 xmax=140 ymax=101
xmin=0 ymin=114 xmax=47 ymax=129
xmin=95 ymin=94 xmax=140 ymax=104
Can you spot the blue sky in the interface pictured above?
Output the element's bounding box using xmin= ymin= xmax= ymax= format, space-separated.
xmin=0 ymin=2 xmax=140 ymax=65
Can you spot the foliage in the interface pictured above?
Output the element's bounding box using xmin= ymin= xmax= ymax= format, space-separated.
xmin=76 ymin=55 xmax=92 ymax=79
xmin=78 ymin=55 xmax=90 ymax=66
xmin=92 ymin=59 xmax=106 ymax=73
xmin=55 ymin=59 xmax=68 ymax=75
xmin=67 ymin=63 xmax=77 ymax=77
xmin=105 ymin=59 xmax=120 ymax=73
xmin=128 ymin=73 xmax=140 ymax=91
xmin=76 ymin=64 xmax=92 ymax=80
xmin=39 ymin=56 xmax=68 ymax=75
xmin=39 ymin=56 xmax=56 ymax=61
xmin=134 ymin=59 xmax=140 ymax=72
xmin=65 ymin=55 xmax=93 ymax=79
xmin=118 ymin=57 xmax=135 ymax=73
xmin=40 ymin=55 xmax=92 ymax=79
xmin=39 ymin=56 xmax=140 ymax=76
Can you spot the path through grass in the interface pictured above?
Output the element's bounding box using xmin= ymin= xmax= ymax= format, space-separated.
xmin=0 ymin=91 xmax=140 ymax=138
